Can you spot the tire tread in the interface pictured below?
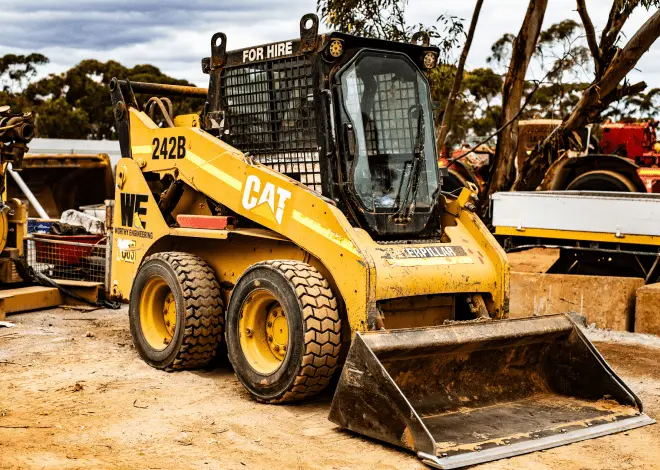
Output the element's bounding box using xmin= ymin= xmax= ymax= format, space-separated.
xmin=260 ymin=260 xmax=341 ymax=403
xmin=142 ymin=252 xmax=224 ymax=371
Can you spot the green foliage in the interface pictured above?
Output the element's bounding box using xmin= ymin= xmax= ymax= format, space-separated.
xmin=489 ymin=20 xmax=590 ymax=82
xmin=319 ymin=0 xmax=409 ymax=41
xmin=431 ymin=66 xmax=503 ymax=146
xmin=317 ymin=0 xmax=464 ymax=64
xmin=0 ymin=53 xmax=49 ymax=92
xmin=487 ymin=34 xmax=515 ymax=67
xmin=618 ymin=0 xmax=660 ymax=13
xmin=0 ymin=54 xmax=204 ymax=139
xmin=33 ymin=97 xmax=90 ymax=139
xmin=605 ymin=88 xmax=660 ymax=121
xmin=485 ymin=20 xmax=594 ymax=122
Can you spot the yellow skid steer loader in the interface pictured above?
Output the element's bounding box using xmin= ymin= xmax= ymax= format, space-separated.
xmin=108 ymin=14 xmax=653 ymax=468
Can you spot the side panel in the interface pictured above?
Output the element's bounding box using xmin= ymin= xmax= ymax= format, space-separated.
xmin=492 ymin=191 xmax=660 ymax=238
xmin=110 ymin=159 xmax=169 ymax=299
xmin=122 ymin=110 xmax=374 ymax=331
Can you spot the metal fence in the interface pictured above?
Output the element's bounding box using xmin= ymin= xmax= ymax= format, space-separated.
xmin=26 ymin=235 xmax=108 ymax=284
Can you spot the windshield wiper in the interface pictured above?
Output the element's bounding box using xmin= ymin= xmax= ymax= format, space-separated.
xmin=392 ymin=106 xmax=425 ymax=224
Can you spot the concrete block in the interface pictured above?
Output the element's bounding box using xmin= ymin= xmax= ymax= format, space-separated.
xmin=510 ymin=272 xmax=644 ymax=331
xmin=635 ymin=282 xmax=660 ymax=336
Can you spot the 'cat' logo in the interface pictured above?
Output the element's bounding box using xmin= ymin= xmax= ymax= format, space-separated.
xmin=241 ymin=175 xmax=291 ymax=224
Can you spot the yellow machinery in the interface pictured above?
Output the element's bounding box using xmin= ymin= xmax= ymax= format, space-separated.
xmin=0 ymin=106 xmax=33 ymax=282
xmin=0 ymin=107 xmax=110 ymax=315
xmin=7 ymin=152 xmax=114 ymax=218
xmin=108 ymin=14 xmax=653 ymax=468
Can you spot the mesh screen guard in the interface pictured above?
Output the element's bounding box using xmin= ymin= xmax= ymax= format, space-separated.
xmin=220 ymin=55 xmax=322 ymax=193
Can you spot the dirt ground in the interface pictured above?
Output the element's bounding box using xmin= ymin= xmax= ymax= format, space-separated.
xmin=0 ymin=304 xmax=659 ymax=470
xmin=507 ymin=247 xmax=560 ymax=273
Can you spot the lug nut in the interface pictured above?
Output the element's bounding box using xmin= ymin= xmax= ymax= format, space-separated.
xmin=245 ymin=328 xmax=253 ymax=337
xmin=274 ymin=345 xmax=280 ymax=351
xmin=267 ymin=321 xmax=272 ymax=327
xmin=268 ymin=335 xmax=273 ymax=342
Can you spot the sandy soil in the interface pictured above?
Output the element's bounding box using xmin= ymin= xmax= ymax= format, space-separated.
xmin=507 ymin=248 xmax=560 ymax=273
xmin=1 ymin=305 xmax=659 ymax=470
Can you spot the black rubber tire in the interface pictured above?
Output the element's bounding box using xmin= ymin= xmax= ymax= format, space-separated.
xmin=129 ymin=252 xmax=224 ymax=371
xmin=225 ymin=260 xmax=341 ymax=403
xmin=566 ymin=170 xmax=637 ymax=192
xmin=442 ymin=170 xmax=469 ymax=194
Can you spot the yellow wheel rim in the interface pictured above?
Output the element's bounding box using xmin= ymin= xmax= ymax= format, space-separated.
xmin=139 ymin=277 xmax=177 ymax=350
xmin=239 ymin=289 xmax=289 ymax=375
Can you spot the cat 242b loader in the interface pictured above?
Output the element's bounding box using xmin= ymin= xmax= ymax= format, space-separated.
xmin=108 ymin=14 xmax=653 ymax=469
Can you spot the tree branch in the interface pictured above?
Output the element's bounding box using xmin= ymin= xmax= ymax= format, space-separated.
xmin=448 ymin=77 xmax=544 ymax=166
xmin=600 ymin=0 xmax=640 ymax=54
xmin=597 ymin=9 xmax=660 ymax=99
xmin=600 ymin=80 xmax=647 ymax=110
xmin=576 ymin=0 xmax=601 ymax=77
xmin=486 ymin=0 xmax=549 ymax=203
xmin=438 ymin=0 xmax=483 ymax=150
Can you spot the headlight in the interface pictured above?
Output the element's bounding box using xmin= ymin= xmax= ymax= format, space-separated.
xmin=329 ymin=39 xmax=344 ymax=58
xmin=423 ymin=52 xmax=437 ymax=69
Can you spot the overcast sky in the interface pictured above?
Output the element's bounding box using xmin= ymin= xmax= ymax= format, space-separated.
xmin=1 ymin=1 xmax=659 ymax=89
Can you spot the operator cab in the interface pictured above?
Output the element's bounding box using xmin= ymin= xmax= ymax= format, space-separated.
xmin=336 ymin=50 xmax=438 ymax=235
xmin=202 ymin=13 xmax=443 ymax=239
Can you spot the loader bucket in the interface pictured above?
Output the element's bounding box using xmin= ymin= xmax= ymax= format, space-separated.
xmin=329 ymin=314 xmax=654 ymax=469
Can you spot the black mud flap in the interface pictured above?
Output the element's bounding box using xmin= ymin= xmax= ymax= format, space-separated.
xmin=328 ymin=315 xmax=654 ymax=469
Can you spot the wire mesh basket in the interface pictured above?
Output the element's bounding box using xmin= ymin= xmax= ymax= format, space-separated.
xmin=26 ymin=234 xmax=107 ymax=283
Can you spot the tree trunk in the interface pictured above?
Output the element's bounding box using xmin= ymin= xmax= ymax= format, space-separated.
xmin=437 ymin=0 xmax=484 ymax=154
xmin=482 ymin=0 xmax=548 ymax=207
xmin=513 ymin=8 xmax=660 ymax=191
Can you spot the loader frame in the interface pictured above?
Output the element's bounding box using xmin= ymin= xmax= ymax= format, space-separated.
xmin=107 ymin=103 xmax=509 ymax=332
xmin=107 ymin=14 xmax=654 ymax=468
xmin=108 ymin=14 xmax=510 ymax=333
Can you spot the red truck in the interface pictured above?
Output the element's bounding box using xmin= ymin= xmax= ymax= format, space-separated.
xmin=599 ymin=121 xmax=660 ymax=193
xmin=441 ymin=120 xmax=660 ymax=194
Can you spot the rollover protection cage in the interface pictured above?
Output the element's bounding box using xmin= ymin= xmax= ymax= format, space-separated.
xmin=219 ymin=53 xmax=321 ymax=192
xmin=200 ymin=13 xmax=445 ymax=236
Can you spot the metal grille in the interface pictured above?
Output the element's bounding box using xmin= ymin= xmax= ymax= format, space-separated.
xmin=26 ymin=236 xmax=107 ymax=284
xmin=364 ymin=73 xmax=416 ymax=156
xmin=342 ymin=65 xmax=431 ymax=211
xmin=221 ymin=55 xmax=321 ymax=192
